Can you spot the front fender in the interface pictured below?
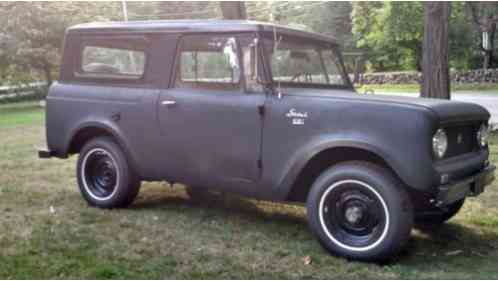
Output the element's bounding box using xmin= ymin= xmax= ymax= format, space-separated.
xmin=275 ymin=135 xmax=434 ymax=200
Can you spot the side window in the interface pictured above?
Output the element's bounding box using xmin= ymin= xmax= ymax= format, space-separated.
xmin=77 ymin=38 xmax=147 ymax=80
xmin=176 ymin=35 xmax=240 ymax=90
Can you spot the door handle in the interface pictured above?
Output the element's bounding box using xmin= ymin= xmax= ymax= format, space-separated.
xmin=161 ymin=100 xmax=176 ymax=106
xmin=111 ymin=112 xmax=121 ymax=122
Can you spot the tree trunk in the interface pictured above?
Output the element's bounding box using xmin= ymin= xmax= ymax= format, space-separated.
xmin=42 ymin=63 xmax=53 ymax=87
xmin=415 ymin=43 xmax=423 ymax=72
xmin=421 ymin=2 xmax=451 ymax=99
xmin=220 ymin=2 xmax=247 ymax=20
xmin=483 ymin=23 xmax=496 ymax=69
xmin=484 ymin=51 xmax=492 ymax=69
xmin=353 ymin=57 xmax=360 ymax=84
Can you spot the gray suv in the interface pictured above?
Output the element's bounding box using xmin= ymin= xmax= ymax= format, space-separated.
xmin=39 ymin=20 xmax=495 ymax=261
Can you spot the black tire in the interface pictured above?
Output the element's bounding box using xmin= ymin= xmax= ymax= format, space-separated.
xmin=306 ymin=161 xmax=413 ymax=262
xmin=77 ymin=136 xmax=140 ymax=208
xmin=415 ymin=199 xmax=465 ymax=226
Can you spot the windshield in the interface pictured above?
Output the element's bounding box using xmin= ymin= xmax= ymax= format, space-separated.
xmin=264 ymin=35 xmax=349 ymax=88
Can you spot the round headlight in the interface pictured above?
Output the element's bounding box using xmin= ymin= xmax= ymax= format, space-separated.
xmin=433 ymin=129 xmax=448 ymax=159
xmin=477 ymin=124 xmax=490 ymax=147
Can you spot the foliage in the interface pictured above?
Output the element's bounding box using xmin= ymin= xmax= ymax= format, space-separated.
xmin=0 ymin=1 xmax=497 ymax=87
xmin=0 ymin=2 xmax=226 ymax=87
xmin=154 ymin=2 xmax=220 ymax=20
xmin=448 ymin=3 xmax=481 ymax=70
xmin=352 ymin=2 xmax=423 ymax=72
xmin=266 ymin=2 xmax=354 ymax=50
xmin=352 ymin=2 xmax=496 ymax=72
xmin=0 ymin=2 xmax=122 ymax=86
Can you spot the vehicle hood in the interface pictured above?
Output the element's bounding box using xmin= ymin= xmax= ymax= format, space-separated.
xmin=284 ymin=88 xmax=491 ymax=124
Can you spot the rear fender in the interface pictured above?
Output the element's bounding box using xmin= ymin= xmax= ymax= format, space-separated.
xmin=64 ymin=120 xmax=140 ymax=175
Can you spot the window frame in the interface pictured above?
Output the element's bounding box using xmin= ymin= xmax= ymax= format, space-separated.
xmin=73 ymin=35 xmax=150 ymax=85
xmin=178 ymin=51 xmax=240 ymax=84
xmin=172 ymin=33 xmax=245 ymax=91
xmin=239 ymin=34 xmax=268 ymax=94
xmin=261 ymin=33 xmax=354 ymax=90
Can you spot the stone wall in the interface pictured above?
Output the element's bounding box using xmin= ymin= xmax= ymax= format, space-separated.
xmin=359 ymin=69 xmax=498 ymax=84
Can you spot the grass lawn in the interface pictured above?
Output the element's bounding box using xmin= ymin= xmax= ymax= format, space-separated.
xmin=1 ymin=102 xmax=498 ymax=279
xmin=356 ymin=83 xmax=498 ymax=93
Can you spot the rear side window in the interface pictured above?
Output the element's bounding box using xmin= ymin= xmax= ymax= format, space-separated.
xmin=176 ymin=35 xmax=240 ymax=90
xmin=82 ymin=47 xmax=145 ymax=77
xmin=77 ymin=37 xmax=147 ymax=80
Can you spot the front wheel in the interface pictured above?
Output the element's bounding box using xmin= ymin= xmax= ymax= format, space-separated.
xmin=306 ymin=161 xmax=413 ymax=261
xmin=77 ymin=137 xmax=140 ymax=208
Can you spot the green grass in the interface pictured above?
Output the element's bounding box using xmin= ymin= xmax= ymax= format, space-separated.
xmin=356 ymin=83 xmax=498 ymax=93
xmin=0 ymin=101 xmax=44 ymax=127
xmin=1 ymin=101 xmax=498 ymax=278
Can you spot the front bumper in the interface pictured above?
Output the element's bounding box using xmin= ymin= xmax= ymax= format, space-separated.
xmin=436 ymin=164 xmax=496 ymax=206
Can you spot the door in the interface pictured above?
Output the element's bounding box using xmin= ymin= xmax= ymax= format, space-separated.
xmin=157 ymin=34 xmax=265 ymax=189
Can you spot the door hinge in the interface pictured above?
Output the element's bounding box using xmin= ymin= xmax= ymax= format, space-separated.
xmin=258 ymin=105 xmax=265 ymax=117
xmin=257 ymin=159 xmax=263 ymax=169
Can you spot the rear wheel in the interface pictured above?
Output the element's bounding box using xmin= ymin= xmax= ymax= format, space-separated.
xmin=306 ymin=161 xmax=413 ymax=261
xmin=77 ymin=137 xmax=140 ymax=208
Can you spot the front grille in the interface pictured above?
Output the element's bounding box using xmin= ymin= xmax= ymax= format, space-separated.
xmin=445 ymin=125 xmax=478 ymax=158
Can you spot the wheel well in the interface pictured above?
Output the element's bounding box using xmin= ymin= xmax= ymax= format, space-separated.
xmin=286 ymin=147 xmax=402 ymax=203
xmin=68 ymin=127 xmax=113 ymax=154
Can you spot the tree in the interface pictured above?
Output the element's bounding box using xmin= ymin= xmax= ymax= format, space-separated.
xmin=0 ymin=3 xmax=62 ymax=86
xmin=352 ymin=2 xmax=421 ymax=71
xmin=220 ymin=1 xmax=246 ymax=20
xmin=467 ymin=2 xmax=498 ymax=69
xmin=449 ymin=2 xmax=480 ymax=70
xmin=384 ymin=2 xmax=424 ymax=71
xmin=352 ymin=2 xmax=481 ymax=72
xmin=277 ymin=2 xmax=353 ymax=48
xmin=155 ymin=2 xmax=220 ymax=20
xmin=0 ymin=2 xmax=120 ymax=86
xmin=245 ymin=2 xmax=271 ymax=22
xmin=421 ymin=2 xmax=451 ymax=99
